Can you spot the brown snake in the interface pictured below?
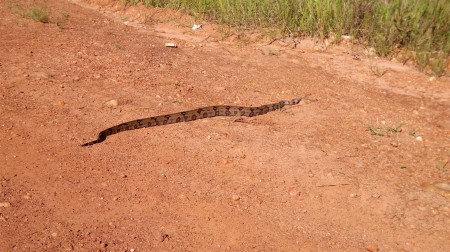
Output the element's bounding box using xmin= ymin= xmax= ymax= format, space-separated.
xmin=81 ymin=98 xmax=302 ymax=146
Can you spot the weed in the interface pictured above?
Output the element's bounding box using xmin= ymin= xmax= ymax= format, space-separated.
xmin=369 ymin=126 xmax=387 ymax=136
xmin=114 ymin=43 xmax=123 ymax=49
xmin=409 ymin=129 xmax=418 ymax=137
xmin=55 ymin=12 xmax=69 ymax=28
xmin=390 ymin=124 xmax=403 ymax=133
xmin=26 ymin=5 xmax=50 ymax=23
xmin=436 ymin=160 xmax=448 ymax=171
xmin=370 ymin=65 xmax=387 ymax=77
xmin=369 ymin=124 xmax=403 ymax=137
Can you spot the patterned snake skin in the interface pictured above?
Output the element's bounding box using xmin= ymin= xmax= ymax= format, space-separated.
xmin=81 ymin=98 xmax=302 ymax=146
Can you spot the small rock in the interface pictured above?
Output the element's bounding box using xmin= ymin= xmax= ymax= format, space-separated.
xmin=366 ymin=243 xmax=379 ymax=252
xmin=349 ymin=193 xmax=358 ymax=198
xmin=428 ymin=76 xmax=436 ymax=82
xmin=415 ymin=136 xmax=423 ymax=141
xmin=72 ymin=75 xmax=80 ymax=81
xmin=99 ymin=241 xmax=107 ymax=249
xmin=232 ymin=195 xmax=240 ymax=201
xmin=23 ymin=193 xmax=32 ymax=199
xmin=104 ymin=99 xmax=118 ymax=108
xmin=289 ymin=188 xmax=300 ymax=197
xmin=121 ymin=174 xmax=127 ymax=178
xmin=0 ymin=202 xmax=11 ymax=208
xmin=51 ymin=232 xmax=57 ymax=237
xmin=371 ymin=193 xmax=381 ymax=199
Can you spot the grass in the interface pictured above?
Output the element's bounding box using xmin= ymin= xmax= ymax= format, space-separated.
xmin=9 ymin=3 xmax=69 ymax=27
xmin=26 ymin=5 xmax=50 ymax=23
xmin=368 ymin=123 xmax=403 ymax=137
xmin=370 ymin=64 xmax=387 ymax=77
xmin=127 ymin=0 xmax=449 ymax=76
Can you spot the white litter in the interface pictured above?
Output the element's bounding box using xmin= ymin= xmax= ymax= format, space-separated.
xmin=164 ymin=43 xmax=177 ymax=48
xmin=192 ymin=24 xmax=202 ymax=30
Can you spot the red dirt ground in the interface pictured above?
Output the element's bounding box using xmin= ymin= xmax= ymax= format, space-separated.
xmin=1 ymin=0 xmax=449 ymax=251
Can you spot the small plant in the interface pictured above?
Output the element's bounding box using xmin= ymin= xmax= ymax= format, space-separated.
xmin=26 ymin=5 xmax=51 ymax=23
xmin=114 ymin=43 xmax=123 ymax=49
xmin=369 ymin=123 xmax=403 ymax=136
xmin=409 ymin=129 xmax=418 ymax=137
xmin=370 ymin=64 xmax=387 ymax=77
xmin=436 ymin=160 xmax=448 ymax=171
xmin=389 ymin=124 xmax=403 ymax=133
xmin=369 ymin=126 xmax=387 ymax=136
xmin=55 ymin=12 xmax=69 ymax=28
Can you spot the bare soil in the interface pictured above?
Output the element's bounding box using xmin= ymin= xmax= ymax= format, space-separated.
xmin=1 ymin=0 xmax=449 ymax=251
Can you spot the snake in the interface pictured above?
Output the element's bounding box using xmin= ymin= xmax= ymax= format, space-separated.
xmin=81 ymin=98 xmax=302 ymax=146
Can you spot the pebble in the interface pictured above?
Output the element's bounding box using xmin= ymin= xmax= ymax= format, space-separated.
xmin=366 ymin=243 xmax=379 ymax=251
xmin=349 ymin=193 xmax=358 ymax=198
xmin=289 ymin=188 xmax=301 ymax=197
xmin=232 ymin=195 xmax=241 ymax=201
xmin=104 ymin=99 xmax=118 ymax=108
xmin=72 ymin=75 xmax=80 ymax=81
xmin=415 ymin=136 xmax=423 ymax=141
xmin=23 ymin=193 xmax=32 ymax=199
xmin=0 ymin=202 xmax=11 ymax=208
xmin=98 ymin=241 xmax=107 ymax=249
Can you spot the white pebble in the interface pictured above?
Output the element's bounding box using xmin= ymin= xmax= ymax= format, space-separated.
xmin=415 ymin=136 xmax=423 ymax=141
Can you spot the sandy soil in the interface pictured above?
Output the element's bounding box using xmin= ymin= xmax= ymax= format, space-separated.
xmin=1 ymin=0 xmax=449 ymax=251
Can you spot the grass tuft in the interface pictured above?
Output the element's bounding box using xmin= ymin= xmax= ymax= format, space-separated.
xmin=26 ymin=5 xmax=51 ymax=23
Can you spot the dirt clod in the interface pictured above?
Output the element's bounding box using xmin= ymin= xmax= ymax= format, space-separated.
xmin=366 ymin=243 xmax=379 ymax=252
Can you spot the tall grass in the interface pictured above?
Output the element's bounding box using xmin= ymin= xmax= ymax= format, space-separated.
xmin=129 ymin=0 xmax=449 ymax=75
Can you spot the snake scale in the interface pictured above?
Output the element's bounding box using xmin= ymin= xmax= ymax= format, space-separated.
xmin=81 ymin=98 xmax=302 ymax=146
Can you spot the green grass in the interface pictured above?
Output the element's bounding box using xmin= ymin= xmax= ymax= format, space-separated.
xmin=26 ymin=5 xmax=50 ymax=23
xmin=128 ymin=0 xmax=449 ymax=76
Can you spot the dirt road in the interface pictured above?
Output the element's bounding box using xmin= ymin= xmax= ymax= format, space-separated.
xmin=1 ymin=0 xmax=449 ymax=251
